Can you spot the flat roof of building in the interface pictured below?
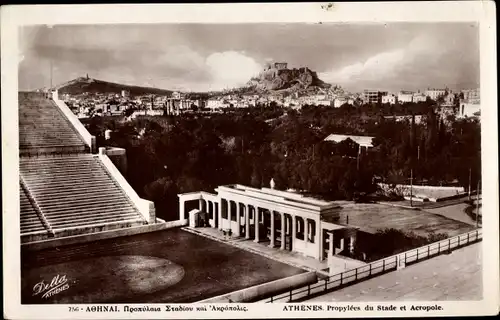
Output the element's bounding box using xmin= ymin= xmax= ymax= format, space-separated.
xmin=305 ymin=242 xmax=482 ymax=302
xmin=320 ymin=202 xmax=475 ymax=236
xmin=217 ymin=185 xmax=339 ymax=212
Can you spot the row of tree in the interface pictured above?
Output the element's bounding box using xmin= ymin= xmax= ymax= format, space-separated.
xmin=83 ymin=102 xmax=481 ymax=221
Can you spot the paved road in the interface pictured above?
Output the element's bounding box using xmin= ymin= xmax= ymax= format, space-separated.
xmin=389 ymin=195 xmax=473 ymax=210
xmin=423 ymin=203 xmax=476 ymax=226
xmin=305 ymin=243 xmax=482 ymax=302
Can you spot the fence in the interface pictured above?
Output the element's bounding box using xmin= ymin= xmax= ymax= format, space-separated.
xmin=262 ymin=228 xmax=482 ymax=303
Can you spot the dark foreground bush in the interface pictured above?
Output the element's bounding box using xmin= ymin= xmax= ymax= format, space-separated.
xmin=353 ymin=228 xmax=448 ymax=262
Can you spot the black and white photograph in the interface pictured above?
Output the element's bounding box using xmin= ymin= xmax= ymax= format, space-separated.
xmin=2 ymin=2 xmax=498 ymax=319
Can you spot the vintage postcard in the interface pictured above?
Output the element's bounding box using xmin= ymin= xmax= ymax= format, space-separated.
xmin=2 ymin=2 xmax=498 ymax=319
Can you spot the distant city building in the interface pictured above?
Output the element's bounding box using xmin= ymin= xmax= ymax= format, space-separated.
xmin=381 ymin=94 xmax=396 ymax=105
xmin=458 ymin=103 xmax=480 ymax=118
xmin=461 ymin=88 xmax=480 ymax=104
xmin=333 ymin=97 xmax=354 ymax=108
xmin=425 ymin=88 xmax=447 ymax=101
xmin=207 ymin=99 xmax=227 ymax=110
xmin=165 ymin=97 xmax=194 ymax=115
xmin=458 ymin=88 xmax=480 ymax=118
xmin=300 ymin=94 xmax=332 ymax=107
xmin=172 ymin=91 xmax=182 ymax=99
xmin=412 ymin=92 xmax=427 ymax=103
xmin=363 ymin=90 xmax=387 ymax=104
xmin=274 ymin=62 xmax=288 ymax=70
xmin=397 ymin=91 xmax=414 ymax=103
xmin=121 ymin=90 xmax=130 ymax=98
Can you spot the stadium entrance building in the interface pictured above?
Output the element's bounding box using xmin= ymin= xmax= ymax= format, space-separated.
xmin=178 ymin=185 xmax=357 ymax=261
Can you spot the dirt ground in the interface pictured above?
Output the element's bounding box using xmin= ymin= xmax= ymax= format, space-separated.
xmin=21 ymin=228 xmax=305 ymax=303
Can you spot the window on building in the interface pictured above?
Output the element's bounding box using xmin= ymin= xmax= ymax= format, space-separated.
xmin=308 ymin=219 xmax=316 ymax=243
xmin=296 ymin=216 xmax=305 ymax=240
xmin=230 ymin=202 xmax=237 ymax=221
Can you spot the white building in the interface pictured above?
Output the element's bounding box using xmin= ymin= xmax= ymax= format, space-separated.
xmin=397 ymin=91 xmax=414 ymax=103
xmin=412 ymin=93 xmax=427 ymax=103
xmin=458 ymin=103 xmax=480 ymax=118
xmin=461 ymin=88 xmax=480 ymax=104
xmin=207 ymin=99 xmax=223 ymax=110
xmin=333 ymin=97 xmax=355 ymax=108
xmin=178 ymin=184 xmax=358 ymax=262
xmin=425 ymin=88 xmax=447 ymax=101
xmin=300 ymin=95 xmax=332 ymax=107
xmin=324 ymin=134 xmax=374 ymax=148
xmin=333 ymin=99 xmax=346 ymax=108
xmin=172 ymin=91 xmax=182 ymax=99
xmin=381 ymin=94 xmax=396 ymax=105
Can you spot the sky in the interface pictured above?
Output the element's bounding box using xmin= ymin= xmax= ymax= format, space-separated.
xmin=18 ymin=23 xmax=480 ymax=93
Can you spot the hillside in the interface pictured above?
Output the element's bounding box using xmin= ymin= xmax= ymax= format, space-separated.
xmin=55 ymin=77 xmax=173 ymax=96
xmin=246 ymin=65 xmax=331 ymax=94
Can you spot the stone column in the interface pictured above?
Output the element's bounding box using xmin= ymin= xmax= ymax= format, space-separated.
xmin=236 ymin=203 xmax=241 ymax=237
xmin=315 ymin=219 xmax=319 ymax=244
xmin=214 ymin=202 xmax=219 ymax=229
xmin=328 ymin=232 xmax=334 ymax=257
xmin=338 ymin=238 xmax=345 ymax=254
xmin=179 ymin=199 xmax=185 ymax=221
xmin=319 ymin=227 xmax=324 ymax=261
xmin=254 ymin=208 xmax=260 ymax=243
xmin=280 ymin=213 xmax=286 ymax=250
xmin=245 ymin=204 xmax=251 ymax=239
xmin=218 ymin=198 xmax=223 ymax=230
xmin=199 ymin=199 xmax=204 ymax=212
xmin=348 ymin=236 xmax=355 ymax=255
xmin=269 ymin=211 xmax=275 ymax=248
xmin=304 ymin=219 xmax=308 ymax=240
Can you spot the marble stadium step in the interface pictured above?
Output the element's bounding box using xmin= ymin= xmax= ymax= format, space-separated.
xmin=19 ymin=185 xmax=47 ymax=234
xmin=18 ymin=93 xmax=86 ymax=152
xmin=20 ymin=154 xmax=145 ymax=231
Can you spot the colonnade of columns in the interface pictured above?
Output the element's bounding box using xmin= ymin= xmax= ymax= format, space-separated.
xmin=191 ymin=197 xmax=320 ymax=255
xmin=179 ymin=195 xmax=358 ymax=261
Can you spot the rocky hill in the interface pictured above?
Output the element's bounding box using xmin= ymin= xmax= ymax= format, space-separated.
xmin=246 ymin=65 xmax=331 ymax=94
xmin=55 ymin=76 xmax=173 ymax=96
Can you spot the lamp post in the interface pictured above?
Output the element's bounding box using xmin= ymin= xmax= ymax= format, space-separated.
xmin=410 ymin=169 xmax=413 ymax=207
xmin=476 ymin=179 xmax=480 ymax=227
xmin=468 ymin=168 xmax=472 ymax=201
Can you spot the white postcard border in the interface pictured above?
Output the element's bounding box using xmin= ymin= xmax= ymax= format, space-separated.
xmin=2 ymin=2 xmax=498 ymax=319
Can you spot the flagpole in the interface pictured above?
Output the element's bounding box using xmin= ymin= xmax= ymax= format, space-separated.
xmin=50 ymin=59 xmax=53 ymax=89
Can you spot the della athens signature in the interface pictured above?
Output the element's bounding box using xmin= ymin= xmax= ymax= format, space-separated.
xmin=33 ymin=274 xmax=70 ymax=299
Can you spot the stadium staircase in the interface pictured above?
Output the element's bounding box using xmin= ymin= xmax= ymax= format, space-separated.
xmin=19 ymin=92 xmax=150 ymax=243
xmin=19 ymin=92 xmax=88 ymax=155
xmin=20 ymin=182 xmax=50 ymax=234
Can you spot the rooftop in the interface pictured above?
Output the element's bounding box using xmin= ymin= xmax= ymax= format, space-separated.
xmin=324 ymin=134 xmax=375 ymax=148
xmin=217 ymin=184 xmax=339 ymax=212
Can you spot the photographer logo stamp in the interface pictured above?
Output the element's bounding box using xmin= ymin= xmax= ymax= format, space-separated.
xmin=32 ymin=274 xmax=70 ymax=299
